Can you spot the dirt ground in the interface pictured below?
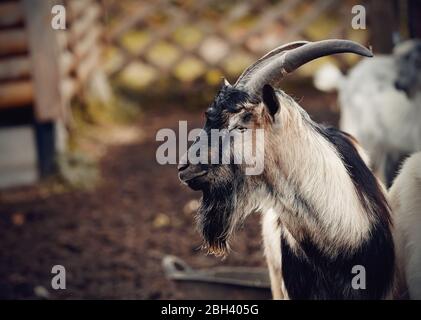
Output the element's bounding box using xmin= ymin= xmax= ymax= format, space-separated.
xmin=0 ymin=86 xmax=337 ymax=299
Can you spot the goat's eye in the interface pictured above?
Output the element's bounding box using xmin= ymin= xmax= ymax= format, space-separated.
xmin=235 ymin=126 xmax=247 ymax=132
xmin=242 ymin=112 xmax=253 ymax=123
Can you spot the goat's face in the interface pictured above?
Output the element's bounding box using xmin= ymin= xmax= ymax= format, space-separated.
xmin=177 ymin=39 xmax=372 ymax=256
xmin=177 ymin=82 xmax=280 ymax=255
xmin=394 ymin=40 xmax=421 ymax=97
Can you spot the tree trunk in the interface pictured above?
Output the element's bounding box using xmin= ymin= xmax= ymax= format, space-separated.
xmin=408 ymin=0 xmax=421 ymax=38
xmin=368 ymin=0 xmax=397 ymax=53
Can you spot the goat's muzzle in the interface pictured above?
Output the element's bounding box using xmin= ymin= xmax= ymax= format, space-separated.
xmin=178 ymin=162 xmax=208 ymax=190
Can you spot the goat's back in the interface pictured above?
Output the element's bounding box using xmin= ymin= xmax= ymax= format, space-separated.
xmin=339 ymin=57 xmax=421 ymax=154
xmin=389 ymin=152 xmax=421 ymax=299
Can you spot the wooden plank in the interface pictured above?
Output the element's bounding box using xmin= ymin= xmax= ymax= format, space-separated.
xmin=0 ymin=56 xmax=31 ymax=80
xmin=105 ymin=0 xmax=357 ymax=83
xmin=0 ymin=1 xmax=24 ymax=28
xmin=22 ymin=0 xmax=64 ymax=122
xmin=60 ymin=50 xmax=75 ymax=76
xmin=109 ymin=3 xmax=155 ymax=42
xmin=110 ymin=5 xmax=188 ymax=77
xmin=282 ymin=0 xmax=339 ymax=43
xmin=0 ymin=80 xmax=33 ymax=108
xmin=231 ymin=0 xmax=302 ymax=47
xmin=69 ymin=3 xmax=101 ymax=46
xmin=73 ymin=24 xmax=101 ymax=60
xmin=77 ymin=46 xmax=100 ymax=83
xmin=168 ymin=0 xmax=302 ymax=71
xmin=408 ymin=0 xmax=421 ymax=38
xmin=369 ymin=0 xmax=396 ymax=53
xmin=56 ymin=30 xmax=68 ymax=51
xmin=61 ymin=76 xmax=77 ymax=101
xmin=67 ymin=0 xmax=93 ymax=22
xmin=0 ymin=29 xmax=27 ymax=56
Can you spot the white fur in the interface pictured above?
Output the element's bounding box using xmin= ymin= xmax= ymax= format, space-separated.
xmin=262 ymin=207 xmax=288 ymax=299
xmin=270 ymin=96 xmax=372 ymax=254
xmin=314 ymin=54 xmax=421 ymax=184
xmin=389 ymin=152 xmax=421 ymax=299
xmin=257 ymin=94 xmax=385 ymax=299
xmin=338 ymin=58 xmax=421 ymax=155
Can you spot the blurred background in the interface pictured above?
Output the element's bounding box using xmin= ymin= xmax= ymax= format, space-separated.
xmin=0 ymin=0 xmax=419 ymax=299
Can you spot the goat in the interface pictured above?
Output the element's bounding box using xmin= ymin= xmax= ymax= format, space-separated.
xmin=389 ymin=152 xmax=421 ymax=299
xmin=314 ymin=39 xmax=421 ymax=186
xmin=178 ymin=40 xmax=403 ymax=299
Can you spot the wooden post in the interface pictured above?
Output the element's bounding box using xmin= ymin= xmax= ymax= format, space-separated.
xmin=368 ymin=0 xmax=397 ymax=53
xmin=22 ymin=0 xmax=66 ymax=177
xmin=0 ymin=2 xmax=24 ymax=28
xmin=22 ymin=0 xmax=64 ymax=122
xmin=408 ymin=0 xmax=421 ymax=38
xmin=34 ymin=122 xmax=57 ymax=177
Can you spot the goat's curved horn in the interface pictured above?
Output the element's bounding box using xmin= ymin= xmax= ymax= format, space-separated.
xmin=236 ymin=39 xmax=373 ymax=95
xmin=234 ymin=41 xmax=309 ymax=86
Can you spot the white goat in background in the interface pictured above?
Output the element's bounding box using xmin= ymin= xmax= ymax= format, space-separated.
xmin=389 ymin=152 xmax=421 ymax=299
xmin=314 ymin=40 xmax=421 ymax=186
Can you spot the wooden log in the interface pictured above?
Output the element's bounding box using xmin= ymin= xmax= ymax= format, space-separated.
xmin=23 ymin=0 xmax=64 ymax=122
xmin=0 ymin=80 xmax=33 ymax=108
xmin=0 ymin=29 xmax=27 ymax=56
xmin=0 ymin=56 xmax=31 ymax=80
xmin=0 ymin=1 xmax=24 ymax=28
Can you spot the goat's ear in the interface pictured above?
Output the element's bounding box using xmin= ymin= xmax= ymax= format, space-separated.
xmin=262 ymin=84 xmax=280 ymax=120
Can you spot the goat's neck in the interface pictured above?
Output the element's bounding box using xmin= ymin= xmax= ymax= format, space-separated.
xmin=261 ymin=102 xmax=396 ymax=299
xmin=267 ymin=104 xmax=374 ymax=253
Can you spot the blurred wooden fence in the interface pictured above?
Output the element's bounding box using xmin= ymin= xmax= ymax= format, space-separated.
xmin=103 ymin=0 xmax=364 ymax=87
xmin=0 ymin=0 xmax=103 ymax=122
xmin=0 ymin=0 xmax=366 ymax=114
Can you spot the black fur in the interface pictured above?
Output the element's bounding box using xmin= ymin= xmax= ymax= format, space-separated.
xmin=282 ymin=223 xmax=395 ymax=299
xmin=262 ymin=84 xmax=280 ymax=119
xmin=205 ymin=84 xmax=251 ymax=129
xmin=194 ymin=83 xmax=255 ymax=251
xmin=281 ymin=125 xmax=395 ymax=300
xmin=197 ymin=171 xmax=236 ymax=251
xmin=316 ymin=126 xmax=392 ymax=227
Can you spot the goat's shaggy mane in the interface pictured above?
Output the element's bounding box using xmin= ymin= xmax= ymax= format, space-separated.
xmin=281 ymin=125 xmax=395 ymax=299
xmin=316 ymin=126 xmax=393 ymax=227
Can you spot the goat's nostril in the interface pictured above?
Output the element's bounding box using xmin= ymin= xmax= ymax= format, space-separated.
xmin=178 ymin=162 xmax=189 ymax=171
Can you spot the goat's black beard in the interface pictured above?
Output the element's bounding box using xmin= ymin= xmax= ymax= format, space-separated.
xmin=196 ymin=181 xmax=240 ymax=257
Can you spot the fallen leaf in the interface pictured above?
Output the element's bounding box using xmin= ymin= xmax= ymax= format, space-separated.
xmin=11 ymin=213 xmax=25 ymax=226
xmin=34 ymin=286 xmax=49 ymax=299
xmin=153 ymin=213 xmax=170 ymax=228
xmin=183 ymin=199 xmax=200 ymax=215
